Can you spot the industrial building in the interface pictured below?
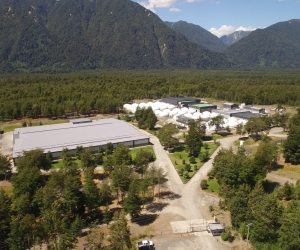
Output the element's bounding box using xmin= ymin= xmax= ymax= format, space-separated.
xmin=208 ymin=223 xmax=225 ymax=236
xmin=244 ymin=105 xmax=266 ymax=114
xmin=13 ymin=118 xmax=149 ymax=161
xmin=223 ymin=102 xmax=239 ymax=109
xmin=161 ymin=96 xmax=200 ymax=107
xmin=213 ymin=109 xmax=252 ymax=118
xmin=190 ymin=103 xmax=217 ymax=113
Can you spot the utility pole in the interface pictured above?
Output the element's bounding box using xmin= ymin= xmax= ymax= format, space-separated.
xmin=246 ymin=223 xmax=253 ymax=249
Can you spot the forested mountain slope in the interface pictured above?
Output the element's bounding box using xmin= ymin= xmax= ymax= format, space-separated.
xmin=225 ymin=19 xmax=300 ymax=68
xmin=0 ymin=0 xmax=232 ymax=73
xmin=165 ymin=20 xmax=227 ymax=53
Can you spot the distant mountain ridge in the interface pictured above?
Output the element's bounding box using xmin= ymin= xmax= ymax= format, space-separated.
xmin=220 ymin=30 xmax=252 ymax=46
xmin=165 ymin=20 xmax=227 ymax=52
xmin=0 ymin=0 xmax=232 ymax=73
xmin=225 ymin=19 xmax=300 ymax=68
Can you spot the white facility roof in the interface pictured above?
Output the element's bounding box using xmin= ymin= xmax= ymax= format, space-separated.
xmin=13 ymin=118 xmax=149 ymax=158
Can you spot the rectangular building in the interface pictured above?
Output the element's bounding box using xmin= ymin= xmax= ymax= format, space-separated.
xmin=190 ymin=103 xmax=217 ymax=113
xmin=161 ymin=96 xmax=200 ymax=107
xmin=13 ymin=118 xmax=149 ymax=161
xmin=223 ymin=102 xmax=239 ymax=109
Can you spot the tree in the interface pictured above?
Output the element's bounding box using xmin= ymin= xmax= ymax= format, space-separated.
xmin=75 ymin=146 xmax=84 ymax=160
xmin=105 ymin=142 xmax=114 ymax=155
xmin=254 ymin=140 xmax=278 ymax=171
xmin=236 ymin=124 xmax=245 ymax=137
xmin=123 ymin=179 xmax=142 ymax=218
xmin=134 ymin=148 xmax=154 ymax=176
xmin=0 ymin=188 xmax=12 ymax=242
xmin=80 ymin=148 xmax=95 ymax=169
xmin=272 ymin=112 xmax=290 ymax=131
xmin=283 ymin=125 xmax=300 ymax=164
xmin=46 ymin=151 xmax=53 ymax=163
xmin=158 ymin=124 xmax=179 ymax=149
xmin=94 ymin=153 xmax=103 ymax=165
xmin=83 ymin=168 xmax=100 ymax=218
xmin=0 ymin=152 xmax=11 ymax=180
xmin=145 ymin=166 xmax=168 ymax=198
xmin=87 ymin=224 xmax=105 ymax=250
xmin=244 ymin=117 xmax=269 ymax=140
xmin=110 ymin=166 xmax=133 ymax=202
xmin=16 ymin=149 xmax=51 ymax=171
xmin=186 ymin=119 xmax=203 ymax=157
xmin=278 ymin=200 xmax=300 ymax=250
xmin=209 ymin=115 xmax=224 ymax=134
xmin=61 ymin=147 xmax=73 ymax=167
xmin=113 ymin=143 xmax=132 ymax=166
xmin=108 ymin=211 xmax=131 ymax=250
xmin=136 ymin=107 xmax=157 ymax=130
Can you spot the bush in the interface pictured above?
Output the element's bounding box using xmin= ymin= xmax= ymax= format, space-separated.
xmin=189 ymin=156 xmax=195 ymax=163
xmin=178 ymin=168 xmax=184 ymax=176
xmin=209 ymin=205 xmax=214 ymax=213
xmin=182 ymin=159 xmax=185 ymax=164
xmin=203 ymin=143 xmax=209 ymax=150
xmin=200 ymin=179 xmax=208 ymax=190
xmin=184 ymin=164 xmax=191 ymax=171
xmin=183 ymin=171 xmax=189 ymax=179
xmin=221 ymin=232 xmax=230 ymax=241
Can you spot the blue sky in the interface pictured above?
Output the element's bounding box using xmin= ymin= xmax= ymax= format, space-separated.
xmin=132 ymin=0 xmax=300 ymax=37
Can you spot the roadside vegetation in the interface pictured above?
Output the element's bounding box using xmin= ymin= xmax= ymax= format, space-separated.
xmin=199 ymin=110 xmax=300 ymax=249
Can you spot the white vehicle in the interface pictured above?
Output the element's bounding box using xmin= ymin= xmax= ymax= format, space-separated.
xmin=137 ymin=240 xmax=155 ymax=250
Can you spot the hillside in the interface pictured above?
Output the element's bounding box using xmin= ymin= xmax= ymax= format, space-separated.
xmin=165 ymin=20 xmax=227 ymax=53
xmin=220 ymin=30 xmax=251 ymax=46
xmin=0 ymin=0 xmax=232 ymax=73
xmin=225 ymin=19 xmax=300 ymax=68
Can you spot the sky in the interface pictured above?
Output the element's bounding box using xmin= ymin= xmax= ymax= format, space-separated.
xmin=132 ymin=0 xmax=300 ymax=37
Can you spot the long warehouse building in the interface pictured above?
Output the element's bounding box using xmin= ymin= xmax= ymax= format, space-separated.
xmin=13 ymin=118 xmax=149 ymax=162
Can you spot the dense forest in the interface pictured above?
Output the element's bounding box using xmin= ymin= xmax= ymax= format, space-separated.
xmin=0 ymin=0 xmax=231 ymax=73
xmin=1 ymin=70 xmax=300 ymax=121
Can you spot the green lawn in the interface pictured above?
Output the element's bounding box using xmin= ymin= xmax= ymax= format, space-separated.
xmin=207 ymin=179 xmax=220 ymax=194
xmin=51 ymin=158 xmax=81 ymax=169
xmin=3 ymin=119 xmax=69 ymax=133
xmin=234 ymin=138 xmax=254 ymax=147
xmin=169 ymin=142 xmax=219 ymax=183
xmin=130 ymin=146 xmax=156 ymax=160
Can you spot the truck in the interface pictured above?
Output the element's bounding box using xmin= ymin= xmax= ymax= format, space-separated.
xmin=137 ymin=240 xmax=155 ymax=250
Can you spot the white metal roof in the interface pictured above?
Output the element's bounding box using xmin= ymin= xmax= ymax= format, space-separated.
xmin=13 ymin=118 xmax=149 ymax=158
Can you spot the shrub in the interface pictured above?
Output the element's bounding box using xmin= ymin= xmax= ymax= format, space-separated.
xmin=184 ymin=164 xmax=191 ymax=171
xmin=182 ymin=159 xmax=185 ymax=164
xmin=203 ymin=143 xmax=209 ymax=150
xmin=183 ymin=171 xmax=189 ymax=179
xmin=189 ymin=156 xmax=195 ymax=163
xmin=178 ymin=168 xmax=184 ymax=176
xmin=200 ymin=179 xmax=208 ymax=190
xmin=221 ymin=232 xmax=230 ymax=241
xmin=209 ymin=205 xmax=214 ymax=213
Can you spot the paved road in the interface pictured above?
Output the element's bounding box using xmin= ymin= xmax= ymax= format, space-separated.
xmin=144 ymin=128 xmax=240 ymax=250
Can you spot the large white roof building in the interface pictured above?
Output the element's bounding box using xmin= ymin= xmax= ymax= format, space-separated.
xmin=13 ymin=118 xmax=149 ymax=159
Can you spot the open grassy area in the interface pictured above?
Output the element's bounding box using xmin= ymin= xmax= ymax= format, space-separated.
xmin=169 ymin=142 xmax=219 ymax=183
xmin=3 ymin=119 xmax=69 ymax=132
xmin=207 ymin=179 xmax=220 ymax=194
xmin=234 ymin=137 xmax=255 ymax=147
xmin=130 ymin=146 xmax=156 ymax=160
xmin=51 ymin=158 xmax=81 ymax=169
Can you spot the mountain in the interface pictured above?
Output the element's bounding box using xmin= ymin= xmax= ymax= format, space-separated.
xmin=0 ymin=0 xmax=232 ymax=73
xmin=220 ymin=30 xmax=251 ymax=46
xmin=165 ymin=20 xmax=227 ymax=53
xmin=225 ymin=19 xmax=300 ymax=68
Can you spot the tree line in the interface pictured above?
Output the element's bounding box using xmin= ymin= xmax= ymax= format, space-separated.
xmin=0 ymin=142 xmax=167 ymax=250
xmin=206 ymin=111 xmax=300 ymax=249
xmin=1 ymin=70 xmax=300 ymax=121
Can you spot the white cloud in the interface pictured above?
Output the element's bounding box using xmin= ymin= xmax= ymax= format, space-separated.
xmin=209 ymin=25 xmax=236 ymax=37
xmin=138 ymin=0 xmax=177 ymax=12
xmin=209 ymin=25 xmax=256 ymax=37
xmin=170 ymin=7 xmax=181 ymax=12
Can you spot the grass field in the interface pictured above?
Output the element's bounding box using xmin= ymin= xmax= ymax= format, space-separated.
xmin=130 ymin=146 xmax=156 ymax=160
xmin=207 ymin=179 xmax=220 ymax=194
xmin=3 ymin=119 xmax=69 ymax=132
xmin=169 ymin=142 xmax=219 ymax=183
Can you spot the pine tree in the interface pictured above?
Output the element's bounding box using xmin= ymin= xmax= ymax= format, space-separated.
xmin=108 ymin=211 xmax=131 ymax=250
